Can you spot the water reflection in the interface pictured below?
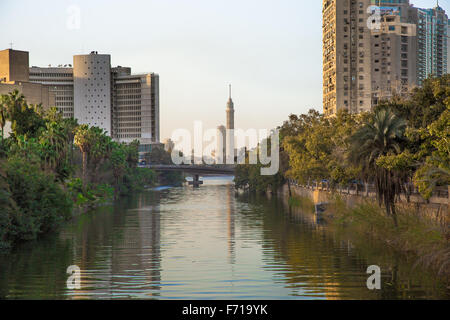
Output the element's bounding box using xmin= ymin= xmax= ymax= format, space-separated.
xmin=0 ymin=177 xmax=448 ymax=299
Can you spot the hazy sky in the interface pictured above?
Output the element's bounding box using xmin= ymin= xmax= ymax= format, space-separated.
xmin=1 ymin=0 xmax=449 ymax=141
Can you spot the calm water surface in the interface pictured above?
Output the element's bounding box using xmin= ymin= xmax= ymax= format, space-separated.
xmin=0 ymin=177 xmax=448 ymax=299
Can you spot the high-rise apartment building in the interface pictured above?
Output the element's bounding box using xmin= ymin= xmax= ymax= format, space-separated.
xmin=322 ymin=0 xmax=448 ymax=116
xmin=29 ymin=51 xmax=160 ymax=148
xmin=448 ymin=19 xmax=450 ymax=70
xmin=412 ymin=5 xmax=448 ymax=85
xmin=370 ymin=10 xmax=417 ymax=105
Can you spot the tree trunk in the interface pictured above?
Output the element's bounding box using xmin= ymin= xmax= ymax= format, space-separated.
xmin=287 ymin=179 xmax=292 ymax=197
xmin=82 ymin=151 xmax=88 ymax=186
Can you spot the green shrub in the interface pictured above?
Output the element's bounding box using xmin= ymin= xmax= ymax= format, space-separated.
xmin=4 ymin=158 xmax=72 ymax=242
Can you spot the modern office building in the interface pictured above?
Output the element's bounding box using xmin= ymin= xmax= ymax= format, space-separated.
xmin=412 ymin=5 xmax=448 ymax=84
xmin=322 ymin=0 xmax=448 ymax=116
xmin=73 ymin=53 xmax=112 ymax=135
xmin=112 ymin=66 xmax=160 ymax=146
xmin=29 ymin=51 xmax=160 ymax=148
xmin=29 ymin=67 xmax=74 ymax=118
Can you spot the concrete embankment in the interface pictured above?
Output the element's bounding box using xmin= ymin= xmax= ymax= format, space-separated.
xmin=280 ymin=183 xmax=449 ymax=225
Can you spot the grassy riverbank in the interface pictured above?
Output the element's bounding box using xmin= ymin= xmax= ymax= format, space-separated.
xmin=289 ymin=195 xmax=450 ymax=285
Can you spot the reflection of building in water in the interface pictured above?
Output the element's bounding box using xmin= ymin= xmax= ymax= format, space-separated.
xmin=110 ymin=193 xmax=161 ymax=297
xmin=227 ymin=185 xmax=236 ymax=264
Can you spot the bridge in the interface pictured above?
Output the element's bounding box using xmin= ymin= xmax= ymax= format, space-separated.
xmin=142 ymin=164 xmax=235 ymax=187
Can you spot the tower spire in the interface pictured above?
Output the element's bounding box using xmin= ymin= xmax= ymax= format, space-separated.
xmin=229 ymin=84 xmax=232 ymax=99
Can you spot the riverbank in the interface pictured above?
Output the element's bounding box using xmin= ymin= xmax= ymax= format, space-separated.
xmin=280 ymin=184 xmax=450 ymax=285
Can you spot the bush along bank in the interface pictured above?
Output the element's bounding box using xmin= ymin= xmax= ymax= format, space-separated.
xmin=235 ymin=75 xmax=449 ymax=284
xmin=0 ymin=90 xmax=158 ymax=250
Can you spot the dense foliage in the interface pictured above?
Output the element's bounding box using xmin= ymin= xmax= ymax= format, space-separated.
xmin=235 ymin=75 xmax=449 ymax=223
xmin=0 ymin=90 xmax=158 ymax=249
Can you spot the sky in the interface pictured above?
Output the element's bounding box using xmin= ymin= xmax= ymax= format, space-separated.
xmin=1 ymin=0 xmax=449 ymax=141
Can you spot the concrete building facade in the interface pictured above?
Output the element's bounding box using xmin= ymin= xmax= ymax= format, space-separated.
xmin=73 ymin=52 xmax=112 ymax=135
xmin=0 ymin=49 xmax=55 ymax=109
xmin=322 ymin=0 xmax=447 ymax=116
xmin=112 ymin=67 xmax=160 ymax=146
xmin=28 ymin=51 xmax=160 ymax=148
xmin=29 ymin=67 xmax=74 ymax=118
xmin=370 ymin=13 xmax=417 ymax=105
xmin=0 ymin=49 xmax=29 ymax=83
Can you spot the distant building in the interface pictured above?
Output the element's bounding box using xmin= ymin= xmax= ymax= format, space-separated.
xmin=29 ymin=51 xmax=160 ymax=150
xmin=412 ymin=5 xmax=448 ymax=84
xmin=216 ymin=125 xmax=226 ymax=164
xmin=215 ymin=85 xmax=235 ymax=164
xmin=29 ymin=66 xmax=74 ymax=118
xmin=0 ymin=49 xmax=55 ymax=108
xmin=225 ymin=85 xmax=235 ymax=164
xmin=322 ymin=0 xmax=449 ymax=115
xmin=322 ymin=0 xmax=417 ymax=115
xmin=163 ymin=138 xmax=174 ymax=153
xmin=448 ymin=19 xmax=450 ymax=72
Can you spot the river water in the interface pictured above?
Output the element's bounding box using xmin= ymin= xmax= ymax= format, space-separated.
xmin=0 ymin=177 xmax=448 ymax=299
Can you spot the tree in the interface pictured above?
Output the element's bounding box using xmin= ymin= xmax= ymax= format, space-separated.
xmin=146 ymin=145 xmax=172 ymax=165
xmin=110 ymin=142 xmax=127 ymax=198
xmin=39 ymin=121 xmax=68 ymax=174
xmin=413 ymin=105 xmax=450 ymax=199
xmin=74 ymin=125 xmax=95 ymax=185
xmin=125 ymin=140 xmax=140 ymax=169
xmin=61 ymin=117 xmax=79 ymax=165
xmin=89 ymin=127 xmax=112 ymax=183
xmin=282 ymin=109 xmax=362 ymax=186
xmin=2 ymin=90 xmax=45 ymax=139
xmin=388 ymin=75 xmax=449 ymax=129
xmin=0 ymin=95 xmax=10 ymax=144
xmin=349 ymin=109 xmax=407 ymax=225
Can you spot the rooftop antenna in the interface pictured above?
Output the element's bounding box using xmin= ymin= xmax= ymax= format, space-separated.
xmin=9 ymin=42 xmax=13 ymax=49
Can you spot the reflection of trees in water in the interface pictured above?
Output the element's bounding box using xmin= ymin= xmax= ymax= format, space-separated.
xmin=67 ymin=192 xmax=162 ymax=299
xmin=0 ymin=237 xmax=74 ymax=299
xmin=235 ymin=194 xmax=448 ymax=299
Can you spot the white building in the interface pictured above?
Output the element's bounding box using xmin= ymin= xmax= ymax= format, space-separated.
xmin=29 ymin=51 xmax=160 ymax=149
xmin=73 ymin=52 xmax=112 ymax=135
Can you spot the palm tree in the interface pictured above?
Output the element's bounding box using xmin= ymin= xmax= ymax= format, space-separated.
xmin=62 ymin=117 xmax=79 ymax=165
xmin=349 ymin=109 xmax=407 ymax=225
xmin=0 ymin=95 xmax=9 ymax=143
xmin=0 ymin=90 xmax=26 ymax=142
xmin=39 ymin=122 xmax=67 ymax=172
xmin=74 ymin=125 xmax=94 ymax=185
xmin=89 ymin=127 xmax=112 ymax=183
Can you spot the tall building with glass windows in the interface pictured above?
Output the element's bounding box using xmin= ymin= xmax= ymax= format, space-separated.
xmin=412 ymin=5 xmax=448 ymax=85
